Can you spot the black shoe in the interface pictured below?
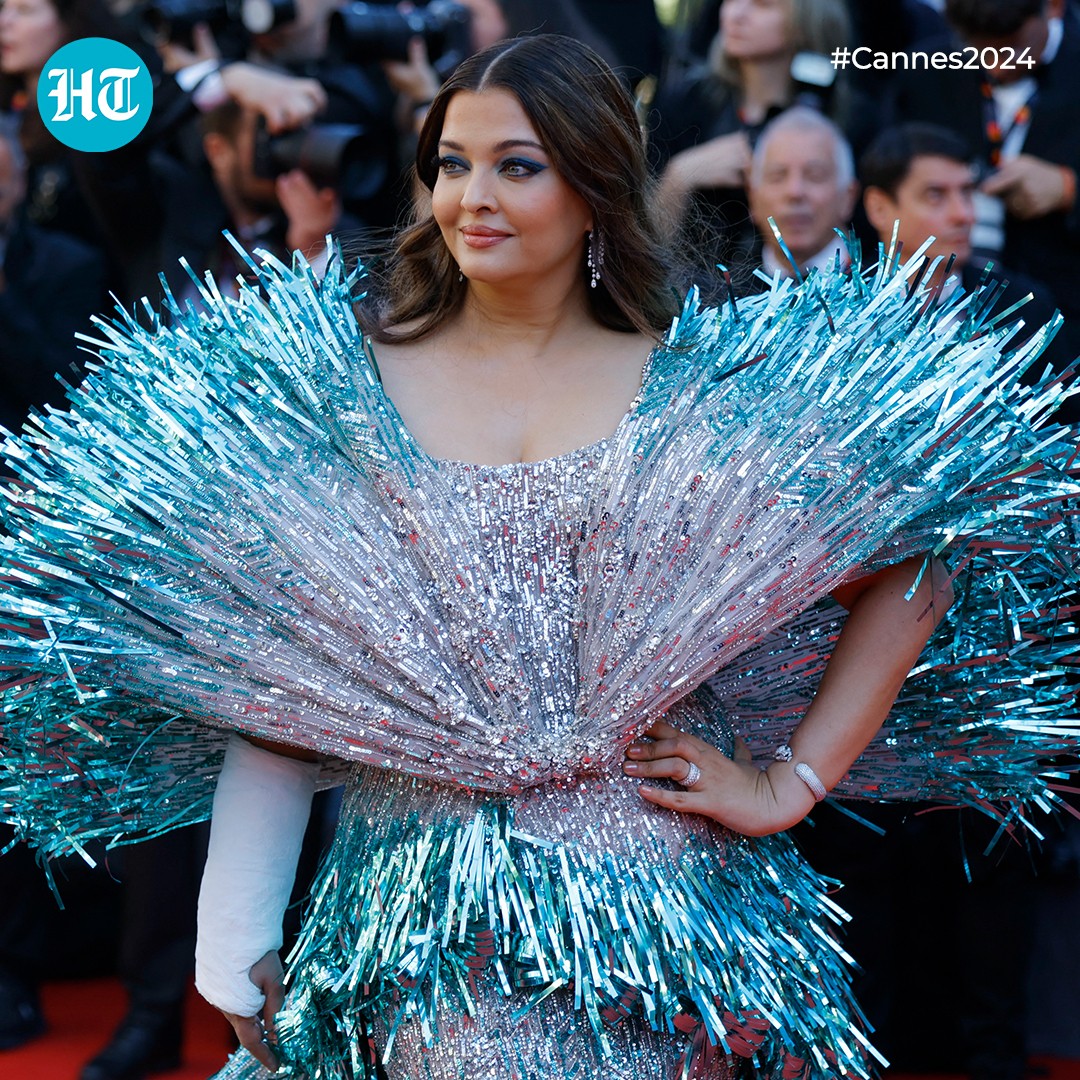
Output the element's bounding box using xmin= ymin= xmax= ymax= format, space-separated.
xmin=0 ymin=971 xmax=46 ymax=1050
xmin=80 ymin=1005 xmax=183 ymax=1080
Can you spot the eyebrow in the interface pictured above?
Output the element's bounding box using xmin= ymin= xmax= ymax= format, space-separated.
xmin=439 ymin=138 xmax=548 ymax=154
xmin=921 ymin=182 xmax=976 ymax=193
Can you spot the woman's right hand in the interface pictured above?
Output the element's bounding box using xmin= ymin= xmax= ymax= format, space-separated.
xmin=221 ymin=950 xmax=286 ymax=1072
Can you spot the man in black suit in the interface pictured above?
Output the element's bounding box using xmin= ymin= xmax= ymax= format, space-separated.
xmin=890 ymin=0 xmax=1080 ymax=370
xmin=861 ymin=121 xmax=1076 ymax=422
xmin=728 ymin=106 xmax=858 ymax=298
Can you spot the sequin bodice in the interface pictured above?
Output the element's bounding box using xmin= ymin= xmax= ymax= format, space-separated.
xmin=432 ymin=449 xmax=599 ymax=758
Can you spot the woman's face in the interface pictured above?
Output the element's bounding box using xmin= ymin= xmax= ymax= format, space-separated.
xmin=720 ymin=0 xmax=792 ymax=63
xmin=0 ymin=0 xmax=63 ymax=78
xmin=431 ymin=88 xmax=593 ymax=293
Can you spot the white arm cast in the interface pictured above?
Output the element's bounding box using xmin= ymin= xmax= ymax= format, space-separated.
xmin=195 ymin=732 xmax=318 ymax=1016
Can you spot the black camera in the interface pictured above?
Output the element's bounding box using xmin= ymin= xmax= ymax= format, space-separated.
xmin=238 ymin=0 xmax=297 ymax=33
xmin=141 ymin=0 xmax=235 ymax=47
xmin=253 ymin=120 xmax=388 ymax=199
xmin=140 ymin=0 xmax=295 ymax=49
xmin=328 ymin=1 xmax=471 ymax=78
xmin=790 ymin=51 xmax=838 ymax=113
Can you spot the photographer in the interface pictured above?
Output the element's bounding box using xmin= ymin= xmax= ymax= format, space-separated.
xmin=328 ymin=0 xmax=545 ymax=147
xmin=159 ymin=0 xmax=404 ymax=235
xmin=0 ymin=0 xmax=188 ymax=301
xmin=195 ymin=99 xmax=341 ymax=284
xmin=376 ymin=1 xmax=622 ymax=139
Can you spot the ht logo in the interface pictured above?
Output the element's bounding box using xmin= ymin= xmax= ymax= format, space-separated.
xmin=46 ymin=66 xmax=142 ymax=124
xmin=37 ymin=38 xmax=153 ymax=152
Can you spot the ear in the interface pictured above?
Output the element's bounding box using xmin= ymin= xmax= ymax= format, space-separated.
xmin=862 ymin=185 xmax=896 ymax=237
xmin=202 ymin=131 xmax=230 ymax=170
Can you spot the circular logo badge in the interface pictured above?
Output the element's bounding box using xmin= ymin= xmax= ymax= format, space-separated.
xmin=37 ymin=38 xmax=153 ymax=153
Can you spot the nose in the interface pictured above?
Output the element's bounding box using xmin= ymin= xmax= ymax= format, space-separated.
xmin=721 ymin=0 xmax=749 ymax=27
xmin=781 ymin=173 xmax=809 ymax=201
xmin=460 ymin=168 xmax=497 ymax=213
xmin=949 ymin=192 xmax=976 ymax=228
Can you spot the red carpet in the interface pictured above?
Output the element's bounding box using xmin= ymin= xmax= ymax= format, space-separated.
xmin=2 ymin=979 xmax=233 ymax=1079
xmin=3 ymin=978 xmax=1080 ymax=1080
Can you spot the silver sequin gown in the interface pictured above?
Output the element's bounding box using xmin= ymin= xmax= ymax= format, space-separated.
xmin=210 ymin=439 xmax=850 ymax=1080
xmin=215 ymin=440 xmax=763 ymax=1079
xmin=2 ymin=252 xmax=1076 ymax=1079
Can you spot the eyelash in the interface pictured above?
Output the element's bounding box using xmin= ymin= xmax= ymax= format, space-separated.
xmin=501 ymin=158 xmax=546 ymax=178
xmin=433 ymin=155 xmax=466 ymax=176
xmin=432 ymin=156 xmax=547 ymax=179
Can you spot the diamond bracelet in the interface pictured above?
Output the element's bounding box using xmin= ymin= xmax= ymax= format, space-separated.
xmin=773 ymin=744 xmax=827 ymax=802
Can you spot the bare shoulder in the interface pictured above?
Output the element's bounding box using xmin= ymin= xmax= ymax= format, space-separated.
xmin=365 ymin=322 xmax=443 ymax=374
xmin=367 ymin=316 xmax=429 ymax=353
xmin=587 ymin=326 xmax=657 ymax=371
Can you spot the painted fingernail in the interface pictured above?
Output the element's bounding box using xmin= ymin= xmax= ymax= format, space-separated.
xmin=626 ymin=744 xmax=644 ymax=756
xmin=623 ymin=762 xmax=639 ymax=773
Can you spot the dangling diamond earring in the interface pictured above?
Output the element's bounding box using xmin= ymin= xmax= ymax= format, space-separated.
xmin=587 ymin=229 xmax=605 ymax=288
xmin=457 ymin=266 xmax=464 ymax=283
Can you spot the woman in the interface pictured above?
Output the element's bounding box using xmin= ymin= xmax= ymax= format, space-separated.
xmin=1 ymin=34 xmax=1076 ymax=1080
xmin=652 ymin=0 xmax=855 ymax=282
xmin=0 ymin=0 xmax=101 ymax=244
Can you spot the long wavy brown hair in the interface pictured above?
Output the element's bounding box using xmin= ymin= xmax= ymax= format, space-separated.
xmin=359 ymin=33 xmax=682 ymax=343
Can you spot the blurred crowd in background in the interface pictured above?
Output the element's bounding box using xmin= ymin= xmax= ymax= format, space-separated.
xmin=1 ymin=1 xmax=1079 ymax=1079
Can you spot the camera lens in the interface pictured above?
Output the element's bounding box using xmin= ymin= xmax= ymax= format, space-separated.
xmin=240 ymin=0 xmax=296 ymax=34
xmin=327 ymin=1 xmax=471 ymax=68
